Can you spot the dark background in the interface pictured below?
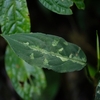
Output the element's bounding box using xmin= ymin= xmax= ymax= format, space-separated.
xmin=0 ymin=0 xmax=100 ymax=100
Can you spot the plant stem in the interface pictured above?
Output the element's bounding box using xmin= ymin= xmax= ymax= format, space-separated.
xmin=96 ymin=32 xmax=100 ymax=71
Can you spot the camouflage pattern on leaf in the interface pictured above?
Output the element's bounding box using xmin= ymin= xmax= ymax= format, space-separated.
xmin=3 ymin=33 xmax=87 ymax=73
xmin=5 ymin=46 xmax=46 ymax=100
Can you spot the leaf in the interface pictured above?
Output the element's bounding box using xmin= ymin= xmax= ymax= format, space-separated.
xmin=5 ymin=46 xmax=46 ymax=100
xmin=2 ymin=33 xmax=87 ymax=73
xmin=0 ymin=0 xmax=3 ymax=15
xmin=87 ymin=64 xmax=97 ymax=79
xmin=0 ymin=0 xmax=30 ymax=35
xmin=95 ymin=81 xmax=100 ymax=100
xmin=72 ymin=0 xmax=85 ymax=9
xmin=39 ymin=0 xmax=73 ymax=15
xmin=85 ymin=64 xmax=98 ymax=86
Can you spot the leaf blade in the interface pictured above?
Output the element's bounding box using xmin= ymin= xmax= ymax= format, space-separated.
xmin=5 ymin=46 xmax=46 ymax=100
xmin=3 ymin=33 xmax=87 ymax=73
xmin=39 ymin=0 xmax=73 ymax=15
xmin=72 ymin=0 xmax=85 ymax=9
xmin=0 ymin=0 xmax=30 ymax=35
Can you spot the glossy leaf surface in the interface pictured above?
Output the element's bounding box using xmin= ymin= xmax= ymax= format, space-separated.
xmin=39 ymin=0 xmax=73 ymax=15
xmin=0 ymin=0 xmax=30 ymax=35
xmin=5 ymin=46 xmax=46 ymax=100
xmin=3 ymin=33 xmax=87 ymax=73
xmin=39 ymin=0 xmax=85 ymax=15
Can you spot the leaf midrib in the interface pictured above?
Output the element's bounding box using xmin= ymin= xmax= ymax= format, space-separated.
xmin=6 ymin=36 xmax=86 ymax=66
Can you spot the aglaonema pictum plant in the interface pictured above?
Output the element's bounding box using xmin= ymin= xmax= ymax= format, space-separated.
xmin=0 ymin=0 xmax=89 ymax=100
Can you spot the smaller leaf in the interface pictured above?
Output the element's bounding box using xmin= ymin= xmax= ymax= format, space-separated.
xmin=87 ymin=64 xmax=97 ymax=79
xmin=39 ymin=0 xmax=73 ymax=15
xmin=72 ymin=0 xmax=85 ymax=9
xmin=95 ymin=81 xmax=100 ymax=100
xmin=5 ymin=46 xmax=46 ymax=100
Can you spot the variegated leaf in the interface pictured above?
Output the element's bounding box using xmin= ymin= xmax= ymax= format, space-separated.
xmin=2 ymin=33 xmax=87 ymax=73
xmin=5 ymin=46 xmax=46 ymax=100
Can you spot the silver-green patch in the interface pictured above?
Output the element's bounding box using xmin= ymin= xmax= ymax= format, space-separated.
xmin=30 ymin=53 xmax=34 ymax=59
xmin=82 ymin=57 xmax=86 ymax=62
xmin=28 ymin=45 xmax=85 ymax=65
xmin=97 ymin=90 xmax=100 ymax=94
xmin=23 ymin=42 xmax=29 ymax=46
xmin=52 ymin=40 xmax=59 ymax=46
xmin=63 ymin=41 xmax=68 ymax=46
xmin=58 ymin=48 xmax=63 ymax=52
xmin=44 ymin=58 xmax=49 ymax=65
xmin=69 ymin=53 xmax=73 ymax=58
xmin=98 ymin=82 xmax=100 ymax=87
xmin=77 ymin=47 xmax=81 ymax=54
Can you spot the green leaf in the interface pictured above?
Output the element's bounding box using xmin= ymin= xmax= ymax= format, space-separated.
xmin=95 ymin=81 xmax=100 ymax=100
xmin=39 ymin=0 xmax=73 ymax=15
xmin=87 ymin=64 xmax=97 ymax=79
xmin=0 ymin=0 xmax=3 ymax=15
xmin=2 ymin=33 xmax=87 ymax=73
xmin=5 ymin=46 xmax=46 ymax=100
xmin=0 ymin=0 xmax=30 ymax=35
xmin=72 ymin=0 xmax=85 ymax=9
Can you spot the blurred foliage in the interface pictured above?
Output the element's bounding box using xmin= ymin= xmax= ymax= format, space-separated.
xmin=40 ymin=70 xmax=61 ymax=100
xmin=5 ymin=46 xmax=46 ymax=100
